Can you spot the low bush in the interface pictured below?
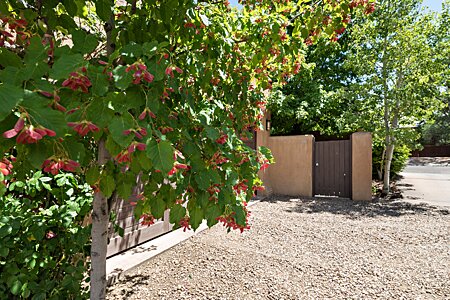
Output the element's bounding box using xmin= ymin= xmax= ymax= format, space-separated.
xmin=372 ymin=144 xmax=411 ymax=180
xmin=0 ymin=171 xmax=92 ymax=299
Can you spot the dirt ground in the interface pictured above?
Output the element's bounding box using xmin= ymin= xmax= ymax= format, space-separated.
xmin=107 ymin=196 xmax=450 ymax=299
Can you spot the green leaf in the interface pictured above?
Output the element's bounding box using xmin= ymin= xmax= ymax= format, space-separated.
xmin=197 ymin=192 xmax=209 ymax=209
xmin=195 ymin=173 xmax=210 ymax=190
xmin=0 ymin=66 xmax=23 ymax=85
xmin=189 ymin=206 xmax=203 ymax=230
xmin=85 ymin=166 xmax=100 ymax=185
xmin=95 ymin=0 xmax=111 ymax=21
xmin=117 ymin=182 xmax=132 ymax=200
xmin=86 ymin=97 xmax=114 ymax=127
xmin=205 ymin=205 xmax=222 ymax=227
xmin=28 ymin=142 xmax=52 ymax=169
xmin=150 ymin=196 xmax=166 ymax=219
xmin=0 ymin=84 xmax=24 ymax=122
xmin=22 ymin=93 xmax=67 ymax=136
xmin=24 ymin=37 xmax=48 ymax=64
xmin=100 ymin=174 xmax=115 ymax=198
xmin=105 ymin=135 xmax=121 ymax=156
xmin=50 ymin=54 xmax=84 ymax=80
xmin=147 ymin=57 xmax=166 ymax=82
xmin=90 ymin=69 xmax=109 ymax=96
xmin=22 ymin=60 xmax=49 ymax=81
xmin=135 ymin=151 xmax=152 ymax=170
xmin=71 ymin=30 xmax=99 ymax=54
xmin=146 ymin=140 xmax=174 ymax=174
xmin=108 ymin=115 xmax=134 ymax=147
xmin=169 ymin=204 xmax=186 ymax=224
xmin=0 ymin=48 xmax=22 ymax=68
xmin=0 ymin=245 xmax=9 ymax=257
xmin=205 ymin=127 xmax=220 ymax=141
xmin=113 ymin=65 xmax=133 ymax=90
xmin=142 ymin=41 xmax=158 ymax=57
xmin=10 ymin=280 xmax=22 ymax=295
xmin=62 ymin=0 xmax=78 ymax=16
xmin=121 ymin=42 xmax=143 ymax=58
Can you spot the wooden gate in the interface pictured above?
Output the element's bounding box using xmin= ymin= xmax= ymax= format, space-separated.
xmin=314 ymin=139 xmax=351 ymax=198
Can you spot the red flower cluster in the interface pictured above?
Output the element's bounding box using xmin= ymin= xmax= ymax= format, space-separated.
xmin=125 ymin=63 xmax=155 ymax=84
xmin=349 ymin=0 xmax=376 ymax=14
xmin=167 ymin=163 xmax=190 ymax=176
xmin=3 ymin=118 xmax=56 ymax=144
xmin=216 ymin=205 xmax=251 ymax=233
xmin=259 ymin=158 xmax=270 ymax=171
xmin=207 ymin=184 xmax=221 ymax=196
xmin=141 ymin=213 xmax=156 ymax=226
xmin=179 ymin=216 xmax=191 ymax=232
xmin=62 ymin=70 xmax=91 ymax=93
xmin=335 ymin=27 xmax=346 ymax=35
xmin=138 ymin=108 xmax=157 ymax=120
xmin=233 ymin=180 xmax=248 ymax=195
xmin=159 ymin=126 xmax=174 ymax=135
xmin=114 ymin=142 xmax=146 ymax=163
xmin=0 ymin=157 xmax=14 ymax=176
xmin=67 ymin=121 xmax=100 ymax=136
xmin=165 ymin=66 xmax=183 ymax=78
xmin=210 ymin=151 xmax=229 ymax=169
xmin=0 ymin=17 xmax=29 ymax=47
xmin=42 ymin=158 xmax=80 ymax=175
xmin=252 ymin=185 xmax=265 ymax=192
xmin=216 ymin=134 xmax=228 ymax=145
xmin=40 ymin=90 xmax=66 ymax=112
xmin=123 ymin=127 xmax=147 ymax=139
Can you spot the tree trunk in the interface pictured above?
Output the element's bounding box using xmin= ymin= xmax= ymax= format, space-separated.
xmin=90 ymin=140 xmax=110 ymax=300
xmin=91 ymin=11 xmax=115 ymax=299
xmin=382 ymin=143 xmax=394 ymax=194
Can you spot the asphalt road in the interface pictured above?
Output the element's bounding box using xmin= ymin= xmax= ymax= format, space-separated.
xmin=398 ymin=159 xmax=450 ymax=208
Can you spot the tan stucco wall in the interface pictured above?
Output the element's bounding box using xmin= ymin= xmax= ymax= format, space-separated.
xmin=264 ymin=135 xmax=314 ymax=196
xmin=351 ymin=132 xmax=372 ymax=201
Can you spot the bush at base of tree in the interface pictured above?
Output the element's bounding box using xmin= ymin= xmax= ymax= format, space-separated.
xmin=0 ymin=171 xmax=92 ymax=299
xmin=372 ymin=145 xmax=411 ymax=180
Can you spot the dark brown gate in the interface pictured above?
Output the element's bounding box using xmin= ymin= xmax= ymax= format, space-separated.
xmin=314 ymin=140 xmax=351 ymax=198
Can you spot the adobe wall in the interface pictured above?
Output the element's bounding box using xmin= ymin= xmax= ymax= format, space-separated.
xmin=351 ymin=132 xmax=372 ymax=201
xmin=264 ymin=135 xmax=314 ymax=197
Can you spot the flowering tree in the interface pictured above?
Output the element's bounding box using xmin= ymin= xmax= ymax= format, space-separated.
xmin=0 ymin=0 xmax=370 ymax=298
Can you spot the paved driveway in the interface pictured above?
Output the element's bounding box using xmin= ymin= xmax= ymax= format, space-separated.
xmin=398 ymin=157 xmax=450 ymax=208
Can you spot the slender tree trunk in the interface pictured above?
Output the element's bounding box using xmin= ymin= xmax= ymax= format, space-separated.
xmin=382 ymin=72 xmax=402 ymax=194
xmin=90 ymin=12 xmax=115 ymax=300
xmin=381 ymin=1 xmax=392 ymax=194
xmin=90 ymin=140 xmax=110 ymax=300
xmin=382 ymin=143 xmax=394 ymax=193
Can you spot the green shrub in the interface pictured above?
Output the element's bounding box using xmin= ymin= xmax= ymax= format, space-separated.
xmin=0 ymin=171 xmax=92 ymax=299
xmin=372 ymin=144 xmax=411 ymax=179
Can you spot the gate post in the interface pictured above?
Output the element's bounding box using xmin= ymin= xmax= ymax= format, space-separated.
xmin=351 ymin=132 xmax=372 ymax=201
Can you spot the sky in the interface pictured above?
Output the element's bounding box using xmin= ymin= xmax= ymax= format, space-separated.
xmin=229 ymin=0 xmax=444 ymax=12
xmin=422 ymin=0 xmax=443 ymax=11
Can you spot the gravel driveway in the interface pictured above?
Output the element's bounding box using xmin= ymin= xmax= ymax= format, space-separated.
xmin=107 ymin=196 xmax=450 ymax=299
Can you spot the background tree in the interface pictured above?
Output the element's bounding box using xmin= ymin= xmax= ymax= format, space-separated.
xmin=347 ymin=0 xmax=446 ymax=193
xmin=269 ymin=26 xmax=360 ymax=136
xmin=0 ymin=0 xmax=370 ymax=299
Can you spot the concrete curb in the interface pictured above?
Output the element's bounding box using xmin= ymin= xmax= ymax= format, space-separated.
xmin=106 ymin=199 xmax=261 ymax=285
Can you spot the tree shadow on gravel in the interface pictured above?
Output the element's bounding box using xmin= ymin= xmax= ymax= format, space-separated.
xmin=266 ymin=195 xmax=450 ymax=219
xmin=107 ymin=273 xmax=151 ymax=297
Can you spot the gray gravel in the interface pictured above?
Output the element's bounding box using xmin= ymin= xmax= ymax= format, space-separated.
xmin=107 ymin=196 xmax=450 ymax=299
